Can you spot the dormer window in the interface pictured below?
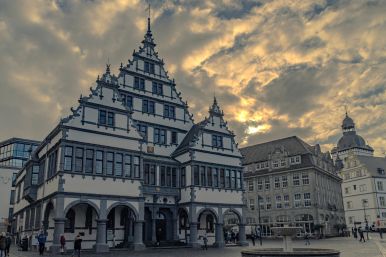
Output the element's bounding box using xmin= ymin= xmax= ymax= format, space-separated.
xmin=212 ymin=135 xmax=223 ymax=148
xmin=121 ymin=94 xmax=133 ymax=108
xmin=164 ymin=105 xmax=175 ymax=119
xmin=378 ymin=168 xmax=385 ymax=175
xmin=152 ymin=82 xmax=163 ymax=95
xmin=134 ymin=77 xmax=145 ymax=90
xmin=144 ymin=61 xmax=155 ymax=74
xmin=99 ymin=110 xmax=115 ymax=127
xmin=142 ymin=100 xmax=155 ymax=114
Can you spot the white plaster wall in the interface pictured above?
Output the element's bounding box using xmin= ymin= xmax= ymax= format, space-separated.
xmin=194 ymin=188 xmax=243 ymax=204
xmin=62 ymin=174 xmax=141 ymax=197
xmin=0 ymin=167 xmax=16 ymax=222
xmin=193 ymin=151 xmax=241 ymax=167
xmin=179 ymin=188 xmax=191 ymax=203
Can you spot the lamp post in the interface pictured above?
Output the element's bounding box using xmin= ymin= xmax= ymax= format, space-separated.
xmin=257 ymin=195 xmax=262 ymax=246
xmin=362 ymin=199 xmax=369 ymax=239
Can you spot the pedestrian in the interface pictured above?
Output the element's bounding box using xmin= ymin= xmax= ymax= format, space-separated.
xmin=0 ymin=233 xmax=6 ymax=257
xmin=353 ymin=227 xmax=358 ymax=239
xmin=380 ymin=228 xmax=383 ymax=239
xmin=358 ymin=227 xmax=365 ymax=242
xmin=231 ymin=230 xmax=236 ymax=243
xmin=37 ymin=231 xmax=47 ymax=255
xmin=202 ymin=233 xmax=208 ymax=250
xmin=304 ymin=232 xmax=310 ymax=245
xmin=72 ymin=234 xmax=82 ymax=257
xmin=365 ymin=224 xmax=369 ymax=240
xmin=5 ymin=233 xmax=11 ymax=257
xmin=251 ymin=233 xmax=255 ymax=246
xmin=60 ymin=234 xmax=66 ymax=255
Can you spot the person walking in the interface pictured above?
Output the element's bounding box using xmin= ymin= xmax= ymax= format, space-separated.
xmin=353 ymin=227 xmax=358 ymax=239
xmin=5 ymin=233 xmax=11 ymax=257
xmin=379 ymin=228 xmax=383 ymax=239
xmin=72 ymin=234 xmax=82 ymax=257
xmin=60 ymin=234 xmax=66 ymax=255
xmin=37 ymin=231 xmax=47 ymax=255
xmin=251 ymin=233 xmax=256 ymax=246
xmin=0 ymin=233 xmax=6 ymax=257
xmin=304 ymin=232 xmax=310 ymax=245
xmin=202 ymin=233 xmax=208 ymax=250
xmin=358 ymin=228 xmax=365 ymax=242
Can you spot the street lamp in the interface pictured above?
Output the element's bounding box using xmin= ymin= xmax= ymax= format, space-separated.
xmin=362 ymin=199 xmax=369 ymax=239
xmin=257 ymin=195 xmax=263 ymax=246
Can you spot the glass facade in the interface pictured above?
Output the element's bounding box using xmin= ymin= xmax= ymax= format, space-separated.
xmin=0 ymin=139 xmax=39 ymax=168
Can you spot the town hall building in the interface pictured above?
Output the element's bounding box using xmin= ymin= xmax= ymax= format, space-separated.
xmin=12 ymin=18 xmax=247 ymax=253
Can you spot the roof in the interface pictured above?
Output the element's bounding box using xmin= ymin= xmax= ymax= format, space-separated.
xmin=0 ymin=137 xmax=40 ymax=147
xmin=172 ymin=124 xmax=201 ymax=156
xmin=357 ymin=155 xmax=386 ymax=177
xmin=240 ymin=136 xmax=314 ymax=165
xmin=342 ymin=114 xmax=355 ymax=129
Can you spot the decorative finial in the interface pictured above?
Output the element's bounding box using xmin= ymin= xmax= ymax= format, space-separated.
xmin=106 ymin=59 xmax=111 ymax=74
xmin=146 ymin=3 xmax=151 ymax=33
xmin=344 ymin=105 xmax=348 ymax=116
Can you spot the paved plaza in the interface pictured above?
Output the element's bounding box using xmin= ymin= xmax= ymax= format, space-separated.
xmin=7 ymin=234 xmax=386 ymax=257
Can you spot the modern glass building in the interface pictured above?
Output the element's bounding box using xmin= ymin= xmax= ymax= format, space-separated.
xmin=0 ymin=138 xmax=39 ymax=233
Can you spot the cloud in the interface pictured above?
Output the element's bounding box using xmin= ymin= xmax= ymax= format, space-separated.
xmin=0 ymin=0 xmax=385 ymax=157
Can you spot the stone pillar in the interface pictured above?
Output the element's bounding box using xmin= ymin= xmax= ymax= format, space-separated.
xmin=189 ymin=222 xmax=200 ymax=248
xmin=238 ymin=224 xmax=249 ymax=246
xmin=133 ymin=221 xmax=145 ymax=250
xmin=128 ymin=219 xmax=133 ymax=242
xmin=51 ymin=218 xmax=66 ymax=253
xmin=94 ymin=219 xmax=109 ymax=253
xmin=172 ymin=218 xmax=178 ymax=241
xmin=214 ymin=223 xmax=225 ymax=248
xmin=151 ymin=217 xmax=156 ymax=242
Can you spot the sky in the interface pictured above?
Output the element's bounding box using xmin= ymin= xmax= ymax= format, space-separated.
xmin=0 ymin=0 xmax=385 ymax=155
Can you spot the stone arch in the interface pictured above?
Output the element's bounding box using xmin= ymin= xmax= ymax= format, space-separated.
xmin=223 ymin=208 xmax=242 ymax=223
xmin=64 ymin=200 xmax=101 ymax=218
xmin=43 ymin=201 xmax=55 ymax=232
xmin=196 ymin=208 xmax=219 ymax=222
xmin=106 ymin=201 xmax=139 ymax=219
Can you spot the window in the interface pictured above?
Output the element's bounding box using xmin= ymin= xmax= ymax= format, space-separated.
xmin=219 ymin=168 xmax=225 ymax=188
xmin=272 ymin=160 xmax=279 ymax=168
xmin=378 ymin=181 xmax=384 ymax=191
xmin=107 ymin=112 xmax=115 ymax=126
xmin=64 ymin=146 xmax=73 ymax=171
xmin=144 ymin=164 xmax=150 ymax=184
xmin=142 ymin=100 xmax=155 ymax=114
xmin=164 ymin=105 xmax=175 ymax=119
xmin=282 ymin=176 xmax=288 ymax=188
xmin=344 ymin=187 xmax=350 ymax=194
xmin=302 ymin=173 xmax=309 ymax=185
xmin=274 ymin=177 xmax=280 ymax=188
xmin=47 ymin=150 xmax=57 ymax=178
xmin=265 ymin=177 xmax=270 ymax=190
xmin=231 ymin=170 xmax=236 ymax=189
xmin=213 ymin=168 xmax=219 ymax=187
xmin=74 ymin=148 xmax=83 ymax=172
xmin=304 ymin=193 xmax=311 ymax=207
xmin=257 ymin=179 xmax=263 ymax=191
xmin=136 ymin=124 xmax=148 ymax=141
xmin=236 ymin=171 xmax=242 ymax=189
xmin=96 ymin=151 xmax=103 ymax=174
xmin=124 ymin=155 xmax=132 ymax=177
xmin=85 ymin=149 xmax=94 ymax=174
xmin=166 ymin=167 xmax=171 ymax=186
xmin=172 ymin=168 xmax=177 ymax=187
xmin=284 ymin=195 xmax=290 ymax=208
xmin=347 ymin=201 xmax=353 ymax=209
xmin=31 ymin=166 xmax=39 ymax=185
xmin=200 ymin=166 xmax=206 ymax=186
xmin=150 ymin=164 xmax=156 ymax=185
xmin=181 ymin=167 xmax=186 ymax=187
xmin=249 ymin=199 xmax=255 ymax=210
xmin=294 ymin=193 xmax=302 ymax=208
xmin=207 ymin=167 xmax=213 ymax=187
xmin=248 ymin=181 xmax=254 ymax=191
xmin=293 ymin=174 xmax=300 ymax=186
xmin=121 ymin=94 xmax=133 ymax=108
xmin=133 ymin=156 xmax=140 ymax=178
xmin=378 ymin=168 xmax=385 ymax=175
xmin=380 ymin=197 xmax=386 ymax=207
xmin=144 ymin=61 xmax=155 ymax=74
xmin=160 ymin=166 xmax=166 ymax=186
xmin=359 ymin=184 xmax=367 ymax=192
xmin=134 ymin=77 xmax=145 ymax=90
xmin=193 ymin=166 xmax=200 ymax=186
xmin=115 ymin=153 xmax=123 ymax=176
xmin=276 ymin=195 xmax=282 ymax=209
xmin=65 ymin=209 xmax=75 ymax=233
xmin=171 ymin=131 xmax=178 ymax=144
xmin=212 ymin=135 xmax=223 ymax=148
xmin=99 ymin=110 xmax=106 ymax=125
xmin=106 ymin=152 xmax=114 ymax=175
xmin=154 ymin=128 xmax=167 ymax=144
xmin=225 ymin=169 xmax=231 ymax=188
xmin=152 ymin=82 xmax=163 ymax=95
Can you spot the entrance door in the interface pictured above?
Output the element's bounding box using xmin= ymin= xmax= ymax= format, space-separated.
xmin=156 ymin=219 xmax=167 ymax=241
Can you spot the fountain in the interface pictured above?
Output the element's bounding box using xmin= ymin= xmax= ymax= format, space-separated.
xmin=241 ymin=225 xmax=340 ymax=257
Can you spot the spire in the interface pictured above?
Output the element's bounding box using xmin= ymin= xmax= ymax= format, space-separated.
xmin=105 ymin=63 xmax=111 ymax=75
xmin=146 ymin=3 xmax=152 ymax=36
xmin=142 ymin=3 xmax=155 ymax=48
xmin=209 ymin=96 xmax=223 ymax=117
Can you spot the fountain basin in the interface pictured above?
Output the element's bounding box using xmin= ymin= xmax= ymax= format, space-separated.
xmin=241 ymin=248 xmax=340 ymax=257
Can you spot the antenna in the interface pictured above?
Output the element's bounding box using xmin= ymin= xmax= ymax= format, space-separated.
xmin=344 ymin=105 xmax=348 ymax=116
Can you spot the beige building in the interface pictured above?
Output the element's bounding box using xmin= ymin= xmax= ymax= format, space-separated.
xmin=241 ymin=136 xmax=345 ymax=237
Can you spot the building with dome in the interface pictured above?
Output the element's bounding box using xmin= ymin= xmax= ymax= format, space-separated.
xmin=333 ymin=112 xmax=386 ymax=231
xmin=12 ymin=17 xmax=247 ymax=253
xmin=331 ymin=112 xmax=374 ymax=162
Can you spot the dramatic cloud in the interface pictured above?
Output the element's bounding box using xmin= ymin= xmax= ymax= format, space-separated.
xmin=0 ymin=0 xmax=385 ymax=155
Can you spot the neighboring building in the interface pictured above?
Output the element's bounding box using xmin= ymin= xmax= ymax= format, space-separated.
xmin=12 ymin=18 xmax=247 ymax=253
xmin=331 ymin=112 xmax=373 ymax=161
xmin=339 ymin=152 xmax=386 ymax=230
xmin=0 ymin=138 xmax=39 ymax=233
xmin=241 ymin=136 xmax=345 ymax=237
xmin=332 ymin=113 xmax=386 ymax=230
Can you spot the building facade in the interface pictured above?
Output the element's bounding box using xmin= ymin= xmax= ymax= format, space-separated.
xmin=12 ymin=19 xmax=247 ymax=253
xmin=0 ymin=138 xmax=39 ymax=233
xmin=241 ymin=136 xmax=345 ymax=237
xmin=333 ymin=113 xmax=386 ymax=230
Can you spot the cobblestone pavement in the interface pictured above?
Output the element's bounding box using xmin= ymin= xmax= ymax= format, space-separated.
xmin=8 ymin=234 xmax=386 ymax=257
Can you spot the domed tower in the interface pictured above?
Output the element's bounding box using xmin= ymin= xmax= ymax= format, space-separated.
xmin=331 ymin=112 xmax=373 ymax=162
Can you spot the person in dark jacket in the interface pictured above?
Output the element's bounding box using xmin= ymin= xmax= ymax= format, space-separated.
xmin=0 ymin=233 xmax=6 ymax=257
xmin=358 ymin=227 xmax=365 ymax=242
xmin=60 ymin=234 xmax=66 ymax=255
xmin=5 ymin=233 xmax=11 ymax=257
xmin=72 ymin=234 xmax=82 ymax=257
xmin=37 ymin=231 xmax=47 ymax=255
